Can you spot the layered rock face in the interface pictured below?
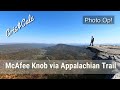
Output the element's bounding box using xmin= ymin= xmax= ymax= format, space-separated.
xmin=87 ymin=45 xmax=120 ymax=79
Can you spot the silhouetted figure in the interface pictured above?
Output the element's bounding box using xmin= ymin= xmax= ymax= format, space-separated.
xmin=90 ymin=36 xmax=94 ymax=46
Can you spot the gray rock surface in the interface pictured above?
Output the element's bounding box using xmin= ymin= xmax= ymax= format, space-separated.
xmin=87 ymin=45 xmax=120 ymax=79
xmin=112 ymin=72 xmax=120 ymax=79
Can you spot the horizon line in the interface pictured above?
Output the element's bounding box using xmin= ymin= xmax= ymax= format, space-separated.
xmin=0 ymin=42 xmax=120 ymax=45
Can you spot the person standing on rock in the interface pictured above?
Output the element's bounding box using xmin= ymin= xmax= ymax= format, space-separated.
xmin=90 ymin=36 xmax=94 ymax=46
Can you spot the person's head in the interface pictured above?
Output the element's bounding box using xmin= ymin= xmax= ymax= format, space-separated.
xmin=92 ymin=36 xmax=93 ymax=38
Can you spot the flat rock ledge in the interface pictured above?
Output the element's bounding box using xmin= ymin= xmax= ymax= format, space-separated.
xmin=87 ymin=45 xmax=120 ymax=79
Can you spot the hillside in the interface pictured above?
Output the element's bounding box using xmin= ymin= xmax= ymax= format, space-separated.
xmin=45 ymin=44 xmax=94 ymax=60
xmin=0 ymin=44 xmax=108 ymax=79
xmin=0 ymin=44 xmax=94 ymax=60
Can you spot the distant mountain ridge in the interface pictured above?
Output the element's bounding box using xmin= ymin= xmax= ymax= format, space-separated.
xmin=0 ymin=43 xmax=95 ymax=60
xmin=45 ymin=44 xmax=94 ymax=60
xmin=47 ymin=44 xmax=81 ymax=50
xmin=0 ymin=43 xmax=54 ymax=54
xmin=0 ymin=43 xmax=55 ymax=49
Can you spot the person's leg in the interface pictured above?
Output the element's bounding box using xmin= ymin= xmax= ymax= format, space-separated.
xmin=92 ymin=42 xmax=93 ymax=46
xmin=90 ymin=42 xmax=91 ymax=46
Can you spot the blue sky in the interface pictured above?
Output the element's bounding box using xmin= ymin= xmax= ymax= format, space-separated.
xmin=0 ymin=11 xmax=120 ymax=44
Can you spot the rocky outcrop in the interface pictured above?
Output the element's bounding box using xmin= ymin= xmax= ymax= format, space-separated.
xmin=87 ymin=45 xmax=120 ymax=60
xmin=87 ymin=45 xmax=120 ymax=79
